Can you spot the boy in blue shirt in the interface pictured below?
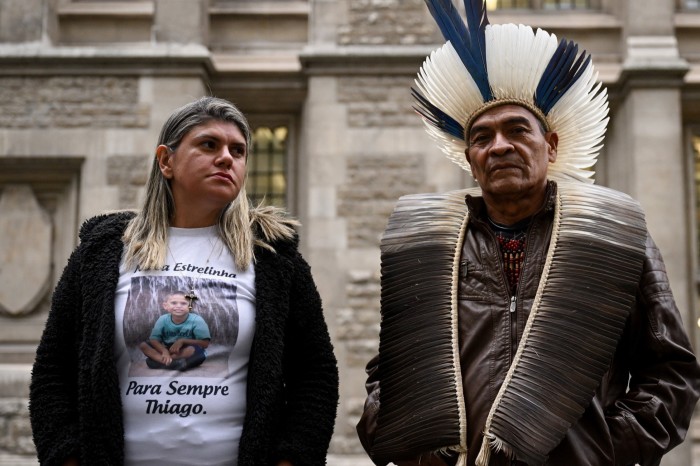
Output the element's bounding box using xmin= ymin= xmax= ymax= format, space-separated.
xmin=140 ymin=290 xmax=211 ymax=371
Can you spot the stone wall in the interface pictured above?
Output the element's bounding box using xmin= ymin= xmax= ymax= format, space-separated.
xmin=0 ymin=399 xmax=33 ymax=457
xmin=0 ymin=366 xmax=34 ymax=463
xmin=107 ymin=155 xmax=150 ymax=209
xmin=337 ymin=76 xmax=422 ymax=128
xmin=331 ymin=66 xmax=439 ymax=447
xmin=0 ymin=0 xmax=43 ymax=43
xmin=335 ymin=74 xmax=427 ymax=248
xmin=337 ymin=0 xmax=437 ymax=45
xmin=336 ymin=151 xmax=432 ymax=395
xmin=338 ymin=270 xmax=382 ymax=370
xmin=0 ymin=77 xmax=149 ymax=128
xmin=333 ymin=270 xmax=381 ymax=455
xmin=334 ymin=151 xmax=434 ymax=453
xmin=338 ymin=154 xmax=426 ymax=248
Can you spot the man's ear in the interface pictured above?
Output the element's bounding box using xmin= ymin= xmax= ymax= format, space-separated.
xmin=465 ymin=148 xmax=472 ymax=167
xmin=545 ymin=132 xmax=558 ymax=163
xmin=156 ymin=145 xmax=174 ymax=179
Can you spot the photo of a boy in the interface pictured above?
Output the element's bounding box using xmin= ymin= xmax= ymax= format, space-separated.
xmin=139 ymin=290 xmax=211 ymax=371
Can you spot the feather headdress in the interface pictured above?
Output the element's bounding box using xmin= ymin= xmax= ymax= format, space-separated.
xmin=414 ymin=0 xmax=609 ymax=182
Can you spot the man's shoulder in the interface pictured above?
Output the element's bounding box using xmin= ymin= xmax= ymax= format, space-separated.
xmin=555 ymin=181 xmax=643 ymax=210
xmin=386 ymin=188 xmax=481 ymax=220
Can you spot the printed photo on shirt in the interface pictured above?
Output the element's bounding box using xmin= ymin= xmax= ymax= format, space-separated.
xmin=123 ymin=275 xmax=239 ymax=378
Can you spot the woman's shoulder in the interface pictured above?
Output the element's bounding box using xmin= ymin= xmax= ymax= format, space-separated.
xmin=78 ymin=211 xmax=136 ymax=242
xmin=250 ymin=205 xmax=300 ymax=254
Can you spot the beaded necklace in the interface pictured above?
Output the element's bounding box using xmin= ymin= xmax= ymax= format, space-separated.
xmin=487 ymin=217 xmax=530 ymax=295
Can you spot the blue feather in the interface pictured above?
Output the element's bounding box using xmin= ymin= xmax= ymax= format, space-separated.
xmin=464 ymin=0 xmax=488 ymax=69
xmin=536 ymin=38 xmax=591 ymax=113
xmin=412 ymin=88 xmax=465 ymax=140
xmin=423 ymin=0 xmax=491 ymax=101
xmin=536 ymin=40 xmax=577 ymax=103
xmin=558 ymin=52 xmax=591 ymax=98
xmin=424 ymin=0 xmax=477 ymax=75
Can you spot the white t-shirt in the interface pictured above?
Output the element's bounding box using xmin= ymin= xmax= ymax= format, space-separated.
xmin=114 ymin=226 xmax=256 ymax=466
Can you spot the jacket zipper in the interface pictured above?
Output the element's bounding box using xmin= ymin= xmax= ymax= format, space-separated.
xmin=481 ymin=224 xmax=519 ymax=365
xmin=477 ymin=213 xmax=538 ymax=365
xmin=493 ymin=221 xmax=535 ymax=366
xmin=467 ymin=183 xmax=552 ymax=373
xmin=510 ymin=220 xmax=537 ymax=365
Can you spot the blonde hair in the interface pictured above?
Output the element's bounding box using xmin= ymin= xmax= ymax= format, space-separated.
xmin=122 ymin=97 xmax=296 ymax=271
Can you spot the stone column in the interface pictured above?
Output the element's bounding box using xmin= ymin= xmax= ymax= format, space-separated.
xmin=303 ymin=0 xmax=470 ymax=459
xmin=606 ymin=1 xmax=694 ymax=465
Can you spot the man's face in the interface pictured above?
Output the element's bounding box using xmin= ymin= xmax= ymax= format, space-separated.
xmin=466 ymin=104 xmax=558 ymax=198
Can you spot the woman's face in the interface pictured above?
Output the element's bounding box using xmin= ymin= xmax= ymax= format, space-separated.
xmin=157 ymin=119 xmax=248 ymax=226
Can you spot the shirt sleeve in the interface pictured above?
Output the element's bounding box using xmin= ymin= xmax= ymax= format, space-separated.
xmin=192 ymin=314 xmax=211 ymax=340
xmin=149 ymin=315 xmax=166 ymax=341
xmin=356 ymin=355 xmax=455 ymax=466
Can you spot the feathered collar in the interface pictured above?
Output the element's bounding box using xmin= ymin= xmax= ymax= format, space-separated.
xmin=372 ymin=181 xmax=647 ymax=465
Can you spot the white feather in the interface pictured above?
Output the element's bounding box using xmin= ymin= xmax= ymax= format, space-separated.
xmin=423 ymin=122 xmax=470 ymax=172
xmin=416 ymin=42 xmax=482 ymax=128
xmin=413 ymin=13 xmax=609 ymax=184
xmin=487 ymin=24 xmax=557 ymax=103
xmin=544 ymin=56 xmax=608 ymax=182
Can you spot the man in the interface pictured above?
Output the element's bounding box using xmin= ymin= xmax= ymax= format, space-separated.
xmin=357 ymin=1 xmax=700 ymax=465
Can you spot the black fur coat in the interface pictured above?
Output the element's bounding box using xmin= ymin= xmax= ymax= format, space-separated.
xmin=30 ymin=212 xmax=339 ymax=466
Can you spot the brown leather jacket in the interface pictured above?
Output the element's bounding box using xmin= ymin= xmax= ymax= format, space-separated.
xmin=357 ymin=182 xmax=700 ymax=466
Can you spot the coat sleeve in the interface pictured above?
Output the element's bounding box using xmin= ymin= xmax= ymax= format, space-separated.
xmin=357 ymin=354 xmax=381 ymax=460
xmin=356 ymin=356 xmax=453 ymax=466
xmin=30 ymin=246 xmax=83 ymax=465
xmin=606 ymin=234 xmax=700 ymax=466
xmin=273 ymin=252 xmax=339 ymax=466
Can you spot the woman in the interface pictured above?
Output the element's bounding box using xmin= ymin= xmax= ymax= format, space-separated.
xmin=29 ymin=97 xmax=339 ymax=466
